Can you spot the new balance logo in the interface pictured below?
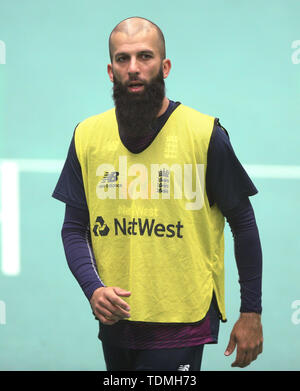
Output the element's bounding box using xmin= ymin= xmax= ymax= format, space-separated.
xmin=177 ymin=364 xmax=190 ymax=371
xmin=101 ymin=171 xmax=119 ymax=183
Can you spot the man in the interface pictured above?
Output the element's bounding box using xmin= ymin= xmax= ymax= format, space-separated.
xmin=52 ymin=16 xmax=263 ymax=371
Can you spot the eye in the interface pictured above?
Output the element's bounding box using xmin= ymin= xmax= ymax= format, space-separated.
xmin=116 ymin=55 xmax=128 ymax=63
xmin=141 ymin=53 xmax=152 ymax=60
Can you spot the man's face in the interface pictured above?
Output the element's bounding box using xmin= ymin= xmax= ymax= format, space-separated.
xmin=108 ymin=28 xmax=169 ymax=93
xmin=107 ymin=28 xmax=171 ymax=137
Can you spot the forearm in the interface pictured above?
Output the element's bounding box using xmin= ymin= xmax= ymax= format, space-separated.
xmin=224 ymin=198 xmax=262 ymax=314
xmin=61 ymin=205 xmax=105 ymax=300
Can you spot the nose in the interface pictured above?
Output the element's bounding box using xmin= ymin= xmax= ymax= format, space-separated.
xmin=128 ymin=56 xmax=139 ymax=75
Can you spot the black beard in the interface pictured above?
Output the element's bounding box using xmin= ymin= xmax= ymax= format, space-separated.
xmin=112 ymin=67 xmax=165 ymax=138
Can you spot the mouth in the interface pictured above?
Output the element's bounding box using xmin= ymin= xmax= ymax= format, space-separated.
xmin=127 ymin=81 xmax=144 ymax=93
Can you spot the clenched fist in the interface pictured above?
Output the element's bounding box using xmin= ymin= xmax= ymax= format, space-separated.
xmin=90 ymin=286 xmax=131 ymax=325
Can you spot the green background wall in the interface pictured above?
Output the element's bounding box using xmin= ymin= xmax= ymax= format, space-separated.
xmin=0 ymin=0 xmax=300 ymax=371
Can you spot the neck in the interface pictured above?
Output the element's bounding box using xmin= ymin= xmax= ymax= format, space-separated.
xmin=157 ymin=96 xmax=169 ymax=117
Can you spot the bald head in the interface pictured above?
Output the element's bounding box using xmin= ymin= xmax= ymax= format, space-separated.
xmin=109 ymin=17 xmax=166 ymax=62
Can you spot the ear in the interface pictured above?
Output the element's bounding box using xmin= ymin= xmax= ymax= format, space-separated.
xmin=162 ymin=58 xmax=171 ymax=79
xmin=107 ymin=64 xmax=114 ymax=83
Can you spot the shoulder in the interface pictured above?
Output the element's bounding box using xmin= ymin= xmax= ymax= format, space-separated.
xmin=177 ymin=104 xmax=215 ymax=123
xmin=75 ymin=108 xmax=116 ymax=137
xmin=209 ymin=119 xmax=232 ymax=154
xmin=173 ymin=104 xmax=216 ymax=139
xmin=74 ymin=108 xmax=117 ymax=154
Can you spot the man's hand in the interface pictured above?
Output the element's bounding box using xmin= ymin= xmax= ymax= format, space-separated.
xmin=224 ymin=312 xmax=263 ymax=368
xmin=90 ymin=287 xmax=131 ymax=325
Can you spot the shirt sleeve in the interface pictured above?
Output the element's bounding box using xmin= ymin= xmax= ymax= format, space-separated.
xmin=206 ymin=119 xmax=258 ymax=215
xmin=61 ymin=204 xmax=105 ymax=301
xmin=224 ymin=197 xmax=262 ymax=314
xmin=52 ymin=124 xmax=88 ymax=211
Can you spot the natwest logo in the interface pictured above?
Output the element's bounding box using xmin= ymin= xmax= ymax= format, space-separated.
xmin=93 ymin=216 xmax=110 ymax=236
xmin=92 ymin=217 xmax=184 ymax=238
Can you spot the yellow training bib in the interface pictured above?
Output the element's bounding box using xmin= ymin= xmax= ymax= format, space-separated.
xmin=75 ymin=104 xmax=226 ymax=323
